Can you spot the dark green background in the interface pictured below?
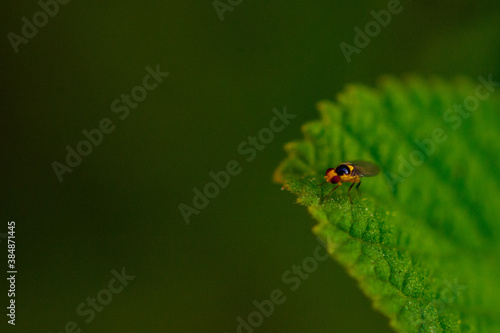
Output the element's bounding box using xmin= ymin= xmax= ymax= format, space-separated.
xmin=2 ymin=1 xmax=499 ymax=332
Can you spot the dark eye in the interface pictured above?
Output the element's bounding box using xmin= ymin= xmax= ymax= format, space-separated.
xmin=325 ymin=168 xmax=334 ymax=176
xmin=335 ymin=165 xmax=350 ymax=176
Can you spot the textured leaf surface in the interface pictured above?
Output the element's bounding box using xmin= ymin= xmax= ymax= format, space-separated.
xmin=274 ymin=76 xmax=500 ymax=333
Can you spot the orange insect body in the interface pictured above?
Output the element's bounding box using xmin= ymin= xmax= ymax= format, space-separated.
xmin=321 ymin=161 xmax=380 ymax=202
xmin=324 ymin=164 xmax=359 ymax=186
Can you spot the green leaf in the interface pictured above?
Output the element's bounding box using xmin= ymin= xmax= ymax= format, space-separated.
xmin=274 ymin=76 xmax=500 ymax=333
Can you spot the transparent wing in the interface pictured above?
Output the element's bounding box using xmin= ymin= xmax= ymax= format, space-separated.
xmin=348 ymin=161 xmax=380 ymax=177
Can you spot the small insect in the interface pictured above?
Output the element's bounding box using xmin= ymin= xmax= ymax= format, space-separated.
xmin=319 ymin=161 xmax=380 ymax=203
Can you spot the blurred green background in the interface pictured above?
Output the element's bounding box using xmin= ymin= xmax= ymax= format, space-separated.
xmin=1 ymin=1 xmax=500 ymax=332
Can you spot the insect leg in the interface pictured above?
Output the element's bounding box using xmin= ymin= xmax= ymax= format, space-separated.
xmin=355 ymin=181 xmax=363 ymax=197
xmin=324 ymin=184 xmax=340 ymax=200
xmin=348 ymin=182 xmax=355 ymax=205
